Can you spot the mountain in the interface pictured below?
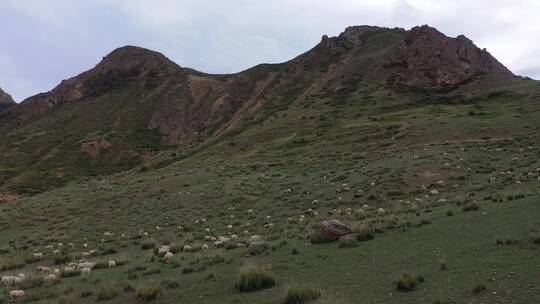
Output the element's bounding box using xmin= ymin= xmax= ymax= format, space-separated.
xmin=0 ymin=87 xmax=15 ymax=112
xmin=0 ymin=25 xmax=534 ymax=194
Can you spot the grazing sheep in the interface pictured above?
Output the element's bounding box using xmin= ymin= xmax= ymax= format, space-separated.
xmin=77 ymin=262 xmax=95 ymax=270
xmin=1 ymin=275 xmax=15 ymax=286
xmin=430 ymin=190 xmax=439 ymax=195
xmin=158 ymin=246 xmax=170 ymax=256
xmin=226 ymin=224 xmax=233 ymax=229
xmin=63 ymin=266 xmax=76 ymax=273
xmin=163 ymin=252 xmax=174 ymax=264
xmin=218 ymin=236 xmax=231 ymax=244
xmin=182 ymin=245 xmax=193 ymax=252
xmin=44 ymin=245 xmax=54 ymax=250
xmin=378 ymin=208 xmax=386 ymax=217
xmin=247 ymin=209 xmax=253 ymax=214
xmin=249 ymin=235 xmax=262 ymax=243
xmin=201 ymin=244 xmax=209 ymax=252
xmin=9 ymin=290 xmax=25 ymax=301
xmin=13 ymin=274 xmax=26 ymax=285
xmin=53 ymin=250 xmax=60 ymax=255
xmin=81 ymin=267 xmax=91 ymax=277
xmin=108 ymin=260 xmax=116 ymax=268
xmin=44 ymin=273 xmax=59 ymax=286
xmin=231 ymin=234 xmax=238 ymax=240
xmin=53 ymin=269 xmax=60 ymax=276
xmin=36 ymin=266 xmax=51 ymax=274
xmin=103 ymin=232 xmax=113 ymax=237
xmin=33 ymin=252 xmax=43 ymax=259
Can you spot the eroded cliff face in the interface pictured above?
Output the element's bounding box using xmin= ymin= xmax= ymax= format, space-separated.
xmin=388 ymin=25 xmax=513 ymax=89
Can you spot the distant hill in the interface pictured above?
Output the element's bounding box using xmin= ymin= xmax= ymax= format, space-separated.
xmin=0 ymin=25 xmax=534 ymax=194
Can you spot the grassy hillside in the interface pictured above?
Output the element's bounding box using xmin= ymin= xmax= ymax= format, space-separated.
xmin=0 ymin=75 xmax=539 ymax=303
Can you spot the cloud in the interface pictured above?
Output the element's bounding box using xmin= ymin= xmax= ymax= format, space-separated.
xmin=0 ymin=0 xmax=539 ymax=101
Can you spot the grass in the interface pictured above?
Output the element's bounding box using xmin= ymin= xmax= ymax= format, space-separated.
xmin=136 ymin=282 xmax=161 ymax=302
xmin=0 ymin=74 xmax=538 ymax=304
xmin=236 ymin=263 xmax=276 ymax=292
xmin=96 ymin=287 xmax=118 ymax=301
xmin=393 ymin=272 xmax=425 ymax=292
xmin=284 ymin=287 xmax=322 ymax=304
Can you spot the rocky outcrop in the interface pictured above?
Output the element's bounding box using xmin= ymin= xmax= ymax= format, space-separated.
xmin=388 ymin=25 xmax=513 ymax=90
xmin=312 ymin=220 xmax=352 ymax=243
xmin=0 ymin=88 xmax=15 ymax=112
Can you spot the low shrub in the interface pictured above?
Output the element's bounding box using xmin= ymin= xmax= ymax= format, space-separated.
xmin=462 ymin=202 xmax=480 ymax=212
xmin=136 ymin=282 xmax=161 ymax=302
xmin=394 ymin=272 xmax=424 ymax=292
xmin=472 ymin=283 xmax=487 ymax=294
xmin=236 ymin=263 xmax=276 ymax=292
xmin=283 ymin=286 xmax=321 ymax=304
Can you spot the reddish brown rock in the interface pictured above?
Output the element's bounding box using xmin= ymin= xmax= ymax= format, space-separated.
xmin=316 ymin=219 xmax=352 ymax=241
xmin=388 ymin=25 xmax=513 ymax=90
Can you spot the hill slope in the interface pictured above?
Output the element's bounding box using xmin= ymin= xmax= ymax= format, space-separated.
xmin=0 ymin=25 xmax=527 ymax=194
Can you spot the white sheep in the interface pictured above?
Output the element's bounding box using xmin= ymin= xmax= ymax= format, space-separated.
xmin=36 ymin=266 xmax=51 ymax=274
xmin=13 ymin=274 xmax=25 ymax=285
xmin=77 ymin=262 xmax=95 ymax=270
xmin=9 ymin=290 xmax=25 ymax=301
xmin=378 ymin=208 xmax=386 ymax=217
xmin=44 ymin=273 xmax=59 ymax=286
xmin=163 ymin=252 xmax=174 ymax=264
xmin=182 ymin=245 xmax=193 ymax=252
xmin=33 ymin=252 xmax=43 ymax=259
xmin=1 ymin=275 xmax=15 ymax=286
xmin=81 ymin=267 xmax=91 ymax=277
xmin=201 ymin=244 xmax=209 ymax=252
xmin=158 ymin=245 xmax=170 ymax=255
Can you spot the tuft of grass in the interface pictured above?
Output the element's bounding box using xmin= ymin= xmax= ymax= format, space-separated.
xmin=462 ymin=202 xmax=480 ymax=212
xmin=136 ymin=282 xmax=161 ymax=302
xmin=236 ymin=263 xmax=276 ymax=292
xmin=353 ymin=222 xmax=375 ymax=242
xmin=439 ymin=259 xmax=447 ymax=271
xmin=472 ymin=282 xmax=487 ymax=294
xmin=284 ymin=286 xmax=322 ymax=304
xmin=96 ymin=287 xmax=118 ymax=301
xmin=141 ymin=240 xmax=156 ymax=250
xmin=394 ymin=272 xmax=424 ymax=292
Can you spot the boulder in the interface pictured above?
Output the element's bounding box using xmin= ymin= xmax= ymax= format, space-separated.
xmin=312 ymin=219 xmax=352 ymax=243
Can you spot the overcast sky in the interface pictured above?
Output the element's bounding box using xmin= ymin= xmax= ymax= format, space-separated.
xmin=1 ymin=0 xmax=539 ymax=101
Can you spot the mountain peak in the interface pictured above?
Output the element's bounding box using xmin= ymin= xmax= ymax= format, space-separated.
xmin=95 ymin=45 xmax=179 ymax=74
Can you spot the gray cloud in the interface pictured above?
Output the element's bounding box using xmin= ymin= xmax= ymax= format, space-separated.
xmin=1 ymin=0 xmax=539 ymax=101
